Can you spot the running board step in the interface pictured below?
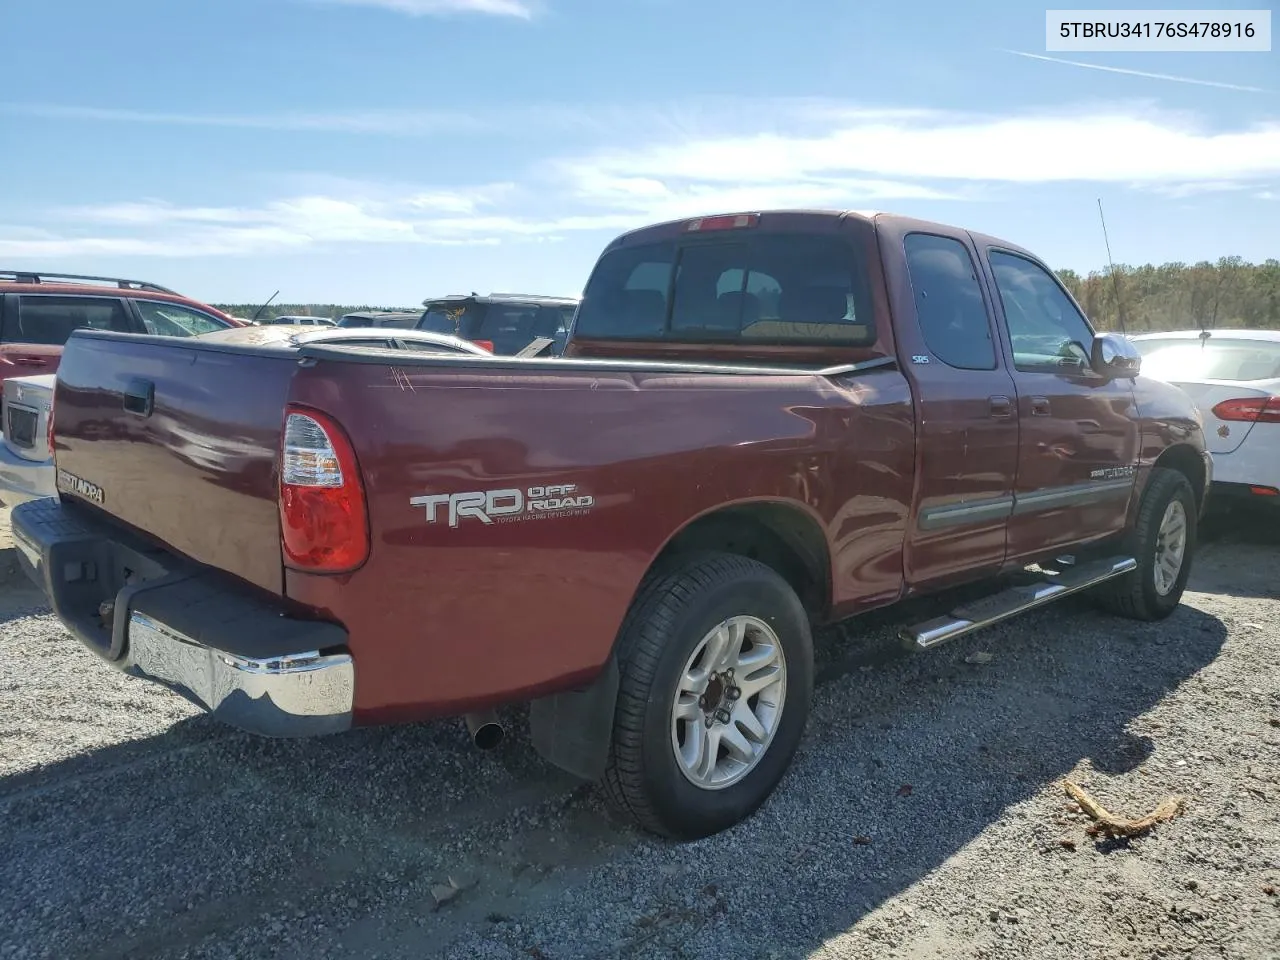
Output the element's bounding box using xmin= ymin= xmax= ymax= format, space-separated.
xmin=899 ymin=555 xmax=1137 ymax=652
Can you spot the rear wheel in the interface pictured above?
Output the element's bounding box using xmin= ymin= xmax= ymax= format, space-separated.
xmin=1097 ymin=467 xmax=1197 ymax=621
xmin=600 ymin=553 xmax=814 ymax=840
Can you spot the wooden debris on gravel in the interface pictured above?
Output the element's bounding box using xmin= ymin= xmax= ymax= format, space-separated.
xmin=1062 ymin=779 xmax=1187 ymax=838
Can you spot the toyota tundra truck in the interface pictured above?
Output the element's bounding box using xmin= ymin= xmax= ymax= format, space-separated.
xmin=11 ymin=210 xmax=1211 ymax=841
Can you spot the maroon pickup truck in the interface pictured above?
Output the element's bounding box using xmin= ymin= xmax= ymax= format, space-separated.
xmin=12 ymin=210 xmax=1211 ymax=840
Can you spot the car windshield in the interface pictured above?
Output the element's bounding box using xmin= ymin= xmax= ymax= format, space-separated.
xmin=1133 ymin=337 xmax=1280 ymax=382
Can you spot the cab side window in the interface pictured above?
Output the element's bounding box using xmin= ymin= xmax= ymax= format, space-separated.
xmin=903 ymin=233 xmax=995 ymax=370
xmin=134 ymin=301 xmax=228 ymax=337
xmin=988 ymin=250 xmax=1095 ymax=373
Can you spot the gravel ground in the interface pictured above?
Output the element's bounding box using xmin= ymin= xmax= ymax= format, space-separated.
xmin=1 ymin=505 xmax=1278 ymax=960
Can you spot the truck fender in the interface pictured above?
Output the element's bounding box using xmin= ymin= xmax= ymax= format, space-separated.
xmin=528 ymin=654 xmax=620 ymax=780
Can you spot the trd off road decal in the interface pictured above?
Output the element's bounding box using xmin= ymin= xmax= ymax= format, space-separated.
xmin=411 ymin=483 xmax=594 ymax=528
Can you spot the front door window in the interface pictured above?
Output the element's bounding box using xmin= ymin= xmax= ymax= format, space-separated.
xmin=988 ymin=250 xmax=1095 ymax=373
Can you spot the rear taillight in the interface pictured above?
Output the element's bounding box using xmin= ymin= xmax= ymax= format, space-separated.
xmin=1211 ymin=396 xmax=1280 ymax=423
xmin=685 ymin=213 xmax=760 ymax=232
xmin=46 ymin=402 xmax=55 ymax=454
xmin=279 ymin=405 xmax=369 ymax=573
xmin=472 ymin=339 xmax=495 ymax=352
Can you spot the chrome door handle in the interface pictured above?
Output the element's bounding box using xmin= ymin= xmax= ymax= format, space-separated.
xmin=989 ymin=396 xmax=1013 ymax=418
xmin=1031 ymin=397 xmax=1051 ymax=417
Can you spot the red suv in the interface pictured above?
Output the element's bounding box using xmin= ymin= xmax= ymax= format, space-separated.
xmin=0 ymin=270 xmax=245 ymax=388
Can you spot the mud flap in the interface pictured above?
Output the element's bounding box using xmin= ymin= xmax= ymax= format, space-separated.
xmin=528 ymin=656 xmax=619 ymax=781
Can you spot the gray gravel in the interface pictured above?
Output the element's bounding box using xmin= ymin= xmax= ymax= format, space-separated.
xmin=2 ymin=512 xmax=1279 ymax=960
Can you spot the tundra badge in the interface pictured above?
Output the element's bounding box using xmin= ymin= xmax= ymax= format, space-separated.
xmin=56 ymin=469 xmax=105 ymax=505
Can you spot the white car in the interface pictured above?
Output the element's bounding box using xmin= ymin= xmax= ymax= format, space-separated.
xmin=1129 ymin=329 xmax=1280 ymax=514
xmin=0 ymin=372 xmax=56 ymax=506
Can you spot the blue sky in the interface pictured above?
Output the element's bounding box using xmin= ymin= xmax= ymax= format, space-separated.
xmin=1 ymin=0 xmax=1276 ymax=306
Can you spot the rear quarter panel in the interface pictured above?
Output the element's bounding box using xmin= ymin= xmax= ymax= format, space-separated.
xmin=282 ymin=356 xmax=914 ymax=722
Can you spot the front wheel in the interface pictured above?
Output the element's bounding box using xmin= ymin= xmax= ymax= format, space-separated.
xmin=1097 ymin=466 xmax=1198 ymax=621
xmin=600 ymin=553 xmax=814 ymax=840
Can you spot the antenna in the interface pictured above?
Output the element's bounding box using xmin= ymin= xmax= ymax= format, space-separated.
xmin=1096 ymin=199 xmax=1128 ymax=336
xmin=250 ymin=289 xmax=280 ymax=324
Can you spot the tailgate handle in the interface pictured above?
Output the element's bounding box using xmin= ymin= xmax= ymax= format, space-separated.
xmin=123 ymin=378 xmax=155 ymax=417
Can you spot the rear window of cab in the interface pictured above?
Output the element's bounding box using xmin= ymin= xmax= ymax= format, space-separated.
xmin=572 ymin=232 xmax=875 ymax=346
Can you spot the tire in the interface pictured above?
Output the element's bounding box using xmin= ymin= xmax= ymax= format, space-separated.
xmin=1097 ymin=467 xmax=1197 ymax=621
xmin=600 ymin=552 xmax=814 ymax=840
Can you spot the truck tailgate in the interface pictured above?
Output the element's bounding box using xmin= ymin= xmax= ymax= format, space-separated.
xmin=51 ymin=331 xmax=297 ymax=594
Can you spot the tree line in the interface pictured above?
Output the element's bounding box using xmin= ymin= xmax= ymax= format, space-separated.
xmin=1056 ymin=257 xmax=1280 ymax=333
xmin=212 ymin=257 xmax=1280 ymax=333
xmin=210 ymin=303 xmax=418 ymax=322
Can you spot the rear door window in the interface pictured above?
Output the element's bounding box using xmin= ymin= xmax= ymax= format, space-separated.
xmin=904 ymin=233 xmax=996 ymax=370
xmin=6 ymin=296 xmax=131 ymax=345
xmin=574 ymin=232 xmax=873 ymax=345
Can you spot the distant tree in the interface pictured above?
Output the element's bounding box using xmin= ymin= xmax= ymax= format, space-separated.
xmin=1053 ymin=257 xmax=1279 ymax=333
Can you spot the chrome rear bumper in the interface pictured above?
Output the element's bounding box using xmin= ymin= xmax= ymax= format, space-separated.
xmin=12 ymin=496 xmax=354 ymax=738
xmin=125 ymin=612 xmax=354 ymax=737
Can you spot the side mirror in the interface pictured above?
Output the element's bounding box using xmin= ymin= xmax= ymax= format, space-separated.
xmin=1091 ymin=332 xmax=1142 ymax=379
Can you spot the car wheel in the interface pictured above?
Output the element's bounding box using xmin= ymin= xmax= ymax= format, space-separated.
xmin=1097 ymin=467 xmax=1197 ymax=621
xmin=600 ymin=552 xmax=814 ymax=840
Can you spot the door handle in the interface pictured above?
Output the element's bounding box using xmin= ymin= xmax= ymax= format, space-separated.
xmin=123 ymin=378 xmax=154 ymax=417
xmin=988 ymin=395 xmax=1013 ymax=419
xmin=1030 ymin=397 xmax=1051 ymax=417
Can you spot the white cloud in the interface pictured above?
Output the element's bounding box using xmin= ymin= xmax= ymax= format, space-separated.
xmin=567 ymin=106 xmax=1280 ymax=187
xmin=0 ymin=236 xmax=233 ymax=258
xmin=62 ymin=201 xmax=261 ymax=225
xmin=0 ymin=97 xmax=922 ymax=140
xmin=7 ymin=100 xmax=1280 ymax=260
xmin=305 ymin=0 xmax=535 ymax=18
xmin=28 ymin=187 xmax=524 ymax=256
xmin=566 ymin=168 xmax=969 ymax=220
xmin=1142 ymin=181 xmax=1254 ymax=199
xmin=0 ymin=102 xmax=486 ymax=135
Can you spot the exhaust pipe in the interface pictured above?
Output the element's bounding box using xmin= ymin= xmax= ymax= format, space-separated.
xmin=464 ymin=710 xmax=505 ymax=750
